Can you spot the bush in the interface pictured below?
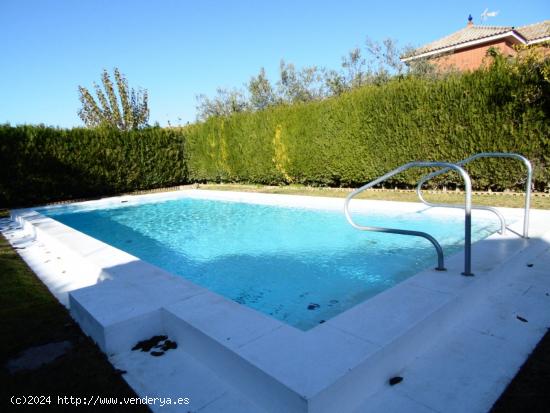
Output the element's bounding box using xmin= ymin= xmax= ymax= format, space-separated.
xmin=0 ymin=125 xmax=186 ymax=207
xmin=185 ymin=55 xmax=549 ymax=191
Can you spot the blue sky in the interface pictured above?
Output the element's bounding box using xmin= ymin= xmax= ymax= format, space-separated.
xmin=1 ymin=0 xmax=548 ymax=127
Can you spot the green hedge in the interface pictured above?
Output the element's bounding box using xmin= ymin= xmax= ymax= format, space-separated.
xmin=0 ymin=126 xmax=186 ymax=207
xmin=185 ymin=56 xmax=549 ymax=191
xmin=1 ymin=56 xmax=548 ymax=208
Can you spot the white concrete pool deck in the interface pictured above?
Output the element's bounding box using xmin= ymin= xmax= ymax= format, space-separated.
xmin=3 ymin=189 xmax=550 ymax=413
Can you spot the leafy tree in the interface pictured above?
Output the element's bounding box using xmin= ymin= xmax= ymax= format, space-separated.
xmin=78 ymin=68 xmax=149 ymax=130
xmin=401 ymin=44 xmax=438 ymax=78
xmin=367 ymin=38 xmax=407 ymax=75
xmin=195 ymin=88 xmax=249 ymax=120
xmin=193 ymin=36 xmax=440 ymax=119
xmin=247 ymin=68 xmax=278 ymax=111
xmin=407 ymin=58 xmax=438 ymax=77
xmin=277 ymin=60 xmax=326 ymax=103
xmin=323 ymin=68 xmax=348 ymax=96
xmin=324 ymin=48 xmax=369 ymax=96
xmin=342 ymin=48 xmax=368 ymax=88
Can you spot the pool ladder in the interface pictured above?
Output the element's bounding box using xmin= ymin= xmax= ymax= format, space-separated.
xmin=344 ymin=153 xmax=532 ymax=276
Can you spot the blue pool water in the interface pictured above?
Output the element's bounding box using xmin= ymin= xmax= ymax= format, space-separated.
xmin=44 ymin=197 xmax=499 ymax=330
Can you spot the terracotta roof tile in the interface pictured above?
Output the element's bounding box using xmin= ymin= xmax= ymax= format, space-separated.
xmin=405 ymin=20 xmax=549 ymax=59
xmin=516 ymin=20 xmax=550 ymax=41
xmin=413 ymin=25 xmax=514 ymax=56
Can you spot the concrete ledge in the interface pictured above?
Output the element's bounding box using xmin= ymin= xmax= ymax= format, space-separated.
xmin=69 ymin=280 xmax=164 ymax=355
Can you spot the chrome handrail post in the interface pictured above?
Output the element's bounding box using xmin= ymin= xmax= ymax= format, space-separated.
xmin=416 ymin=167 xmax=507 ymax=235
xmin=461 ymin=169 xmax=473 ymax=276
xmin=345 ymin=162 xmax=473 ymax=274
xmin=523 ymin=159 xmax=532 ymax=238
xmin=458 ymin=153 xmax=532 ymax=239
xmin=416 ymin=152 xmax=533 ymax=239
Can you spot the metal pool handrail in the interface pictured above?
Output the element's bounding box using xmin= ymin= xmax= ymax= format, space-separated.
xmin=344 ymin=161 xmax=473 ymax=275
xmin=416 ymin=153 xmax=532 ymax=238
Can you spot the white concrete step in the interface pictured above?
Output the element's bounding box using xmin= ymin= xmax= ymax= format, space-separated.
xmin=353 ymin=243 xmax=550 ymax=413
xmin=111 ymin=348 xmax=266 ymax=413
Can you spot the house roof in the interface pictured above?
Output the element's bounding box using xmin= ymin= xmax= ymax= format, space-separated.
xmin=403 ymin=19 xmax=549 ymax=61
xmin=516 ymin=20 xmax=550 ymax=42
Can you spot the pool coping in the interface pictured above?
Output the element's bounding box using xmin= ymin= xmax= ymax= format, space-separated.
xmin=9 ymin=190 xmax=550 ymax=413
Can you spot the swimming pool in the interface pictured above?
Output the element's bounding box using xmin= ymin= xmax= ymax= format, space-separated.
xmin=42 ymin=196 xmax=499 ymax=329
xmin=11 ymin=189 xmax=549 ymax=413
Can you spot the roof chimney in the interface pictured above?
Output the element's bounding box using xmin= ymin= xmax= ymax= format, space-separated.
xmin=467 ymin=14 xmax=474 ymax=26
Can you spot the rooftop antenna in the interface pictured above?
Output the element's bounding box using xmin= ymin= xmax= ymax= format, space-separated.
xmin=481 ymin=8 xmax=499 ymax=22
